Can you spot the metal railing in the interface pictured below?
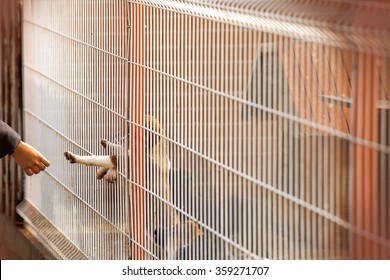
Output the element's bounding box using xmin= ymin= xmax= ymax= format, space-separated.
xmin=18 ymin=0 xmax=390 ymax=260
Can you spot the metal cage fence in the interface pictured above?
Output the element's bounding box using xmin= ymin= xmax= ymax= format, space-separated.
xmin=17 ymin=0 xmax=390 ymax=260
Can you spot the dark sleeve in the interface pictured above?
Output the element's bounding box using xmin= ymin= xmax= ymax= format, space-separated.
xmin=0 ymin=120 xmax=21 ymax=158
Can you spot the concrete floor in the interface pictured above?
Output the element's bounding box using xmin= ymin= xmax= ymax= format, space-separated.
xmin=0 ymin=214 xmax=50 ymax=260
xmin=0 ymin=242 xmax=20 ymax=260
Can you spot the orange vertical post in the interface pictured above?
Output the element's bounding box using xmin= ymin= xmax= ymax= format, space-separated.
xmin=130 ymin=2 xmax=145 ymax=260
xmin=350 ymin=7 xmax=381 ymax=259
xmin=351 ymin=53 xmax=379 ymax=259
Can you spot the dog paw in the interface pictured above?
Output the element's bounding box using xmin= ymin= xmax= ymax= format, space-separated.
xmin=64 ymin=151 xmax=76 ymax=163
xmin=105 ymin=168 xmax=117 ymax=183
xmin=100 ymin=139 xmax=108 ymax=149
xmin=97 ymin=167 xmax=109 ymax=180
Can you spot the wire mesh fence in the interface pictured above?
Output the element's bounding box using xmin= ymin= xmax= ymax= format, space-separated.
xmin=17 ymin=0 xmax=390 ymax=260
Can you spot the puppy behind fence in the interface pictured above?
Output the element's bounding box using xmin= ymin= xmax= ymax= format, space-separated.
xmin=64 ymin=115 xmax=202 ymax=259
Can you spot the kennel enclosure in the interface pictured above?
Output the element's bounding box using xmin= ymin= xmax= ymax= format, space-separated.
xmin=16 ymin=0 xmax=390 ymax=259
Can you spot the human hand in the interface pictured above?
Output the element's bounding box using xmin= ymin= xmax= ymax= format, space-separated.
xmin=12 ymin=141 xmax=51 ymax=176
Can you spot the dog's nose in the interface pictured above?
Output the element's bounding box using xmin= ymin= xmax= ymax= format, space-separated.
xmin=154 ymin=227 xmax=168 ymax=247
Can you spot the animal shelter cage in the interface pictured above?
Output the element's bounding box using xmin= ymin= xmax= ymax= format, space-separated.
xmin=16 ymin=0 xmax=390 ymax=259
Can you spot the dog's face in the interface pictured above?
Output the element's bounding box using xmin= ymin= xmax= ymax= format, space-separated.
xmin=119 ymin=115 xmax=165 ymax=156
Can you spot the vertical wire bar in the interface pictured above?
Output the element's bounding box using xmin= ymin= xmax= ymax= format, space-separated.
xmin=262 ymin=31 xmax=268 ymax=259
xmin=205 ymin=14 xmax=209 ymax=261
xmin=153 ymin=4 xmax=157 ymax=260
xmin=304 ymin=40 xmax=311 ymax=260
xmin=228 ymin=21 xmax=235 ymax=259
xmin=215 ymin=19 xmax=221 ymax=261
xmin=145 ymin=2 xmax=157 ymax=259
xmin=247 ymin=28 xmax=254 ymax=259
xmin=161 ymin=7 xmax=167 ymax=259
xmin=255 ymin=30 xmax=261 ymax=259
xmin=167 ymin=7 xmax=173 ymax=259
xmin=265 ymin=31 xmax=272 ymax=260
xmin=281 ymin=34 xmax=287 ymax=260
xmin=288 ymin=36 xmax=294 ymax=260
xmin=287 ymin=34 xmax=292 ymax=259
xmin=271 ymin=32 xmax=277 ymax=260
xmin=110 ymin=0 xmax=115 ymax=259
xmin=98 ymin=61 xmax=102 ymax=256
xmin=104 ymin=0 xmax=108 ymax=260
xmin=189 ymin=13 xmax=194 ymax=260
xmin=276 ymin=34 xmax=283 ymax=260
xmin=221 ymin=19 xmax=227 ymax=259
xmin=145 ymin=4 xmax=149 ymax=259
xmin=371 ymin=57 xmax=380 ymax=259
xmin=252 ymin=29 xmax=257 ymax=259
xmin=305 ymin=42 xmax=311 ymax=260
xmin=209 ymin=17 xmax=215 ymax=261
xmin=128 ymin=0 xmax=135 ymax=259
xmin=140 ymin=1 xmax=146 ymax=260
xmin=105 ymin=1 xmax=109 ymax=259
xmin=271 ymin=33 xmax=277 ymax=259
xmin=146 ymin=3 xmax=150 ymax=260
xmin=83 ymin=0 xmax=88 ymax=258
xmin=172 ymin=9 xmax=179 ymax=260
xmin=194 ymin=14 xmax=199 ymax=259
xmin=99 ymin=0 xmax=103 ymax=259
xmin=166 ymin=8 xmax=171 ymax=259
xmin=241 ymin=27 xmax=247 ymax=259
xmin=184 ymin=12 xmax=190 ymax=260
xmin=267 ymin=31 xmax=273 ymax=259
xmin=178 ymin=8 xmax=185 ymax=260
xmin=157 ymin=5 xmax=161 ymax=260
xmin=232 ymin=23 xmax=238 ymax=259
xmin=298 ymin=40 xmax=304 ymax=260
xmin=199 ymin=14 xmax=205 ymax=261
xmin=158 ymin=5 xmax=163 ymax=259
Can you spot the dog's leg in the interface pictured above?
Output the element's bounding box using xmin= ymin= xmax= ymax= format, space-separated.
xmin=99 ymin=140 xmax=121 ymax=183
xmin=101 ymin=139 xmax=123 ymax=153
xmin=64 ymin=152 xmax=118 ymax=183
xmin=64 ymin=152 xmax=117 ymax=169
xmin=105 ymin=168 xmax=117 ymax=183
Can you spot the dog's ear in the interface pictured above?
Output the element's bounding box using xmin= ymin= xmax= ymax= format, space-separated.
xmin=144 ymin=115 xmax=165 ymax=151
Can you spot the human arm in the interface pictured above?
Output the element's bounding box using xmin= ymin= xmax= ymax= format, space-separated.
xmin=0 ymin=120 xmax=21 ymax=158
xmin=1 ymin=121 xmax=50 ymax=175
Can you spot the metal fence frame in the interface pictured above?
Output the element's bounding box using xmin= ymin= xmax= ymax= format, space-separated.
xmin=16 ymin=0 xmax=390 ymax=260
